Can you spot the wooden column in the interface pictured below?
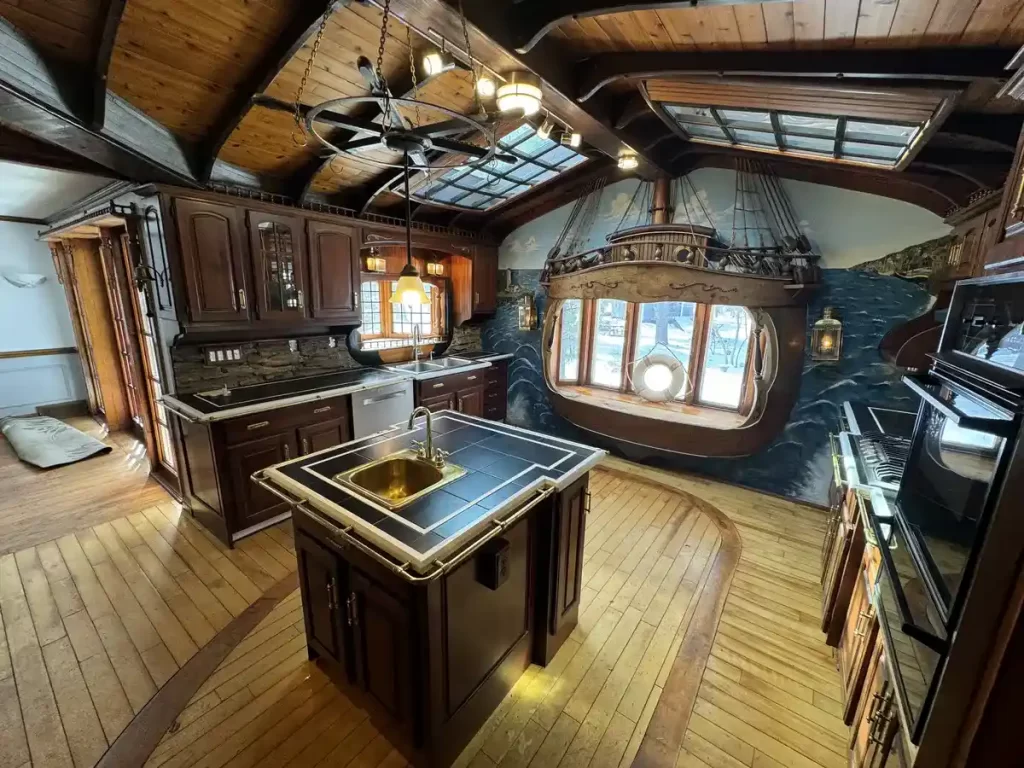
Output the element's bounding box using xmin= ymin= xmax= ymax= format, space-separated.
xmin=651 ymin=175 xmax=672 ymax=225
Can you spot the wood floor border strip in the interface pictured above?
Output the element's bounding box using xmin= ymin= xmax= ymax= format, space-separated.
xmin=598 ymin=463 xmax=743 ymax=768
xmin=93 ymin=570 xmax=299 ymax=768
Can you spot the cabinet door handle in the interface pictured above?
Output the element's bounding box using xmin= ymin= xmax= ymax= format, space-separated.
xmin=432 ymin=382 xmax=445 ymax=389
xmin=347 ymin=593 xmax=358 ymax=627
xmin=247 ymin=420 xmax=270 ymax=431
xmin=854 ymin=607 xmax=873 ymax=637
xmin=473 ymin=291 xmax=479 ymax=306
xmin=467 ymin=375 xmax=477 ymax=381
xmin=302 ymin=437 xmax=310 ymax=454
xmin=284 ymin=443 xmax=291 ymax=460
xmin=313 ymin=405 xmax=332 ymax=414
xmin=238 ymin=289 xmax=247 ymax=310
xmin=326 ymin=580 xmax=336 ymax=612
xmin=297 ymin=289 xmax=304 ymax=309
xmin=353 ymin=291 xmax=359 ymax=308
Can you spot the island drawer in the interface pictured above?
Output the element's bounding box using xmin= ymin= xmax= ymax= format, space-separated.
xmin=220 ymin=395 xmax=350 ymax=444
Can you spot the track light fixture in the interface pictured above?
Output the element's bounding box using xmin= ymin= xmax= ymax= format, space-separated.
xmin=422 ymin=48 xmax=449 ymax=77
xmin=537 ymin=116 xmax=555 ymax=140
xmin=562 ymin=131 xmax=582 ymax=149
xmin=497 ymin=71 xmax=542 ymax=116
xmin=476 ymin=75 xmax=496 ymax=98
xmin=618 ymin=150 xmax=638 ymax=171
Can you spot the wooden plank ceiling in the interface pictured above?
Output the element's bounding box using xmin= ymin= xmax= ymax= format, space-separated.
xmin=552 ymin=0 xmax=1024 ymax=54
xmin=0 ymin=0 xmax=104 ymax=65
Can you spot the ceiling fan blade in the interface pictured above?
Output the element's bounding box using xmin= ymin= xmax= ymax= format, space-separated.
xmin=429 ymin=136 xmax=516 ymax=164
xmin=341 ymin=137 xmax=388 ymax=153
xmin=414 ymin=119 xmax=484 ymax=139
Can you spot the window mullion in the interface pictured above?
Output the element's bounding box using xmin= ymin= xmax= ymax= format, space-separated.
xmin=581 ymin=300 xmax=595 ymax=386
xmin=689 ymin=303 xmax=712 ymax=404
xmin=621 ymin=303 xmax=639 ymax=393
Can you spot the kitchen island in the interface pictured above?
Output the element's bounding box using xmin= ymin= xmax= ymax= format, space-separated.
xmin=255 ymin=411 xmax=604 ymax=768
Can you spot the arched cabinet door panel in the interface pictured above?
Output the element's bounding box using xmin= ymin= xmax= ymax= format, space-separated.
xmin=307 ymin=221 xmax=360 ymax=323
xmin=248 ymin=212 xmax=308 ymax=322
xmin=174 ymin=198 xmax=250 ymax=324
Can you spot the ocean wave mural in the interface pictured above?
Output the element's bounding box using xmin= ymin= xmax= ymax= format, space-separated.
xmin=482 ymin=268 xmax=930 ymax=506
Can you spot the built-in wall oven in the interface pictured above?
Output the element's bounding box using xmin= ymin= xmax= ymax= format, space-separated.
xmin=874 ymin=273 xmax=1024 ymax=746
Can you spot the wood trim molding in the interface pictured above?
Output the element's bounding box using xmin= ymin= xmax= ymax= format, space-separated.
xmin=0 ymin=214 xmax=45 ymax=225
xmin=0 ymin=347 xmax=78 ymax=360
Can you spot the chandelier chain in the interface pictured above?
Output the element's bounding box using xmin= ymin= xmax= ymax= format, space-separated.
xmin=407 ymin=27 xmax=421 ymax=129
xmin=293 ymin=1 xmax=333 ymax=144
xmin=376 ymin=0 xmax=394 ymax=131
xmin=457 ymin=0 xmax=481 ymax=117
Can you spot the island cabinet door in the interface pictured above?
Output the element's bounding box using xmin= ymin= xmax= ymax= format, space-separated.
xmin=297 ymin=416 xmax=351 ymax=455
xmin=225 ymin=432 xmax=298 ymax=528
xmin=349 ymin=570 xmax=414 ymax=728
xmin=307 ymin=221 xmax=360 ymax=322
xmin=551 ymin=474 xmax=589 ymax=634
xmin=296 ymin=533 xmax=347 ymax=666
xmin=839 ymin=566 xmax=878 ymax=725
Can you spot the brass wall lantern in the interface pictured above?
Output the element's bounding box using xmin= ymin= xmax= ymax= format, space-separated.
xmin=518 ymin=293 xmax=538 ymax=330
xmin=811 ymin=307 xmax=843 ymax=362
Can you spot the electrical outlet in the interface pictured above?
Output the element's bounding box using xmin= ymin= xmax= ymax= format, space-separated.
xmin=203 ymin=345 xmax=244 ymax=365
xmin=328 ymin=336 xmax=336 ymax=349
xmin=288 ymin=339 xmax=298 ymax=353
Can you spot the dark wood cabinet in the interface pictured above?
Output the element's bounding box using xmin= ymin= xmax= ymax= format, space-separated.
xmin=472 ymin=250 xmax=498 ymax=314
xmin=419 ymin=392 xmax=456 ymax=412
xmin=248 ymin=211 xmax=308 ymax=322
xmin=454 ymin=386 xmax=484 ymax=417
xmin=174 ymin=198 xmax=251 ymax=324
xmin=298 ymin=416 xmax=351 ymax=455
xmin=307 ymin=220 xmax=360 ymax=323
xmin=822 ymin=486 xmax=865 ymax=647
xmin=484 ymin=359 xmax=508 ymax=421
xmin=350 ymin=569 xmax=414 ymax=728
xmin=838 ymin=562 xmax=878 ymax=725
xmin=225 ymin=430 xmax=298 ymax=529
xmin=181 ymin=395 xmax=352 ymax=545
xmin=850 ymin=644 xmax=901 ymax=767
xmin=297 ymin=532 xmax=347 ymax=665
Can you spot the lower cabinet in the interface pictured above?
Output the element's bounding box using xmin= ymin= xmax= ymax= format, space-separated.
xmin=822 ymin=487 xmax=865 ymax=647
xmin=419 ymin=392 xmax=455 ymax=412
xmin=225 ymin=432 xmax=298 ymax=529
xmin=350 ymin=569 xmax=414 ymax=726
xmin=838 ymin=563 xmax=878 ymax=724
xmin=296 ymin=532 xmax=347 ymax=664
xmin=850 ymin=643 xmax=904 ymax=767
xmin=414 ymin=360 xmax=508 ymax=420
xmin=454 ymin=386 xmax=484 ymax=417
xmin=180 ymin=395 xmax=352 ymax=546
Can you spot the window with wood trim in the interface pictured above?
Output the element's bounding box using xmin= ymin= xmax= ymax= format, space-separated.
xmin=359 ymin=278 xmax=445 ymax=346
xmin=554 ymin=298 xmax=756 ymax=413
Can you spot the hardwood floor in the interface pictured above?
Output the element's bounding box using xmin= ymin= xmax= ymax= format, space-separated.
xmin=0 ymin=498 xmax=296 ymax=768
xmin=0 ymin=417 xmax=171 ymax=555
xmin=135 ymin=462 xmax=847 ymax=768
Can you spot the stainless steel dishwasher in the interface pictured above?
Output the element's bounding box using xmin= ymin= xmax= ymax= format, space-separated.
xmin=351 ymin=380 xmax=414 ymax=438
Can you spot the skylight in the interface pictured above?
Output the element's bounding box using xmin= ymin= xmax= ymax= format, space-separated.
xmin=412 ymin=124 xmax=587 ymax=210
xmin=662 ymin=105 xmax=922 ymax=169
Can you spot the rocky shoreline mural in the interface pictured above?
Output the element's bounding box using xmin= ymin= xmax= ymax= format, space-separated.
xmin=481 ymin=268 xmax=930 ymax=507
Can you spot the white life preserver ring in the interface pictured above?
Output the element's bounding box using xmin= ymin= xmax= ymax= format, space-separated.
xmin=633 ymin=352 xmax=687 ymax=402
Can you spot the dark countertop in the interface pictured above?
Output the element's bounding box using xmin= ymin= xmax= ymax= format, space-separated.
xmin=161 ymin=367 xmax=413 ymax=422
xmin=261 ymin=411 xmax=605 ymax=572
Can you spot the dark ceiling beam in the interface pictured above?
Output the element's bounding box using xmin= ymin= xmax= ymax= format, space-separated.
xmin=615 ymin=94 xmax=653 ymax=130
xmin=91 ymin=0 xmax=127 ymax=129
xmin=506 ymin=0 xmax=791 ymax=53
xmin=0 ymin=126 xmax=119 ymax=178
xmin=370 ymin=0 xmax=666 ymax=179
xmin=197 ymin=0 xmax=346 ymax=182
xmin=0 ymin=21 xmax=199 ymax=186
xmin=577 ymin=47 xmax=1018 ymax=102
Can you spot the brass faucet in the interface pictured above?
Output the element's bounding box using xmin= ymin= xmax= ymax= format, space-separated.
xmin=412 ymin=325 xmax=421 ymax=362
xmin=409 ymin=406 xmax=447 ymax=467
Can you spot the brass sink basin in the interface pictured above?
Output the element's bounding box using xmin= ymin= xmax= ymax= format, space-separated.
xmin=334 ymin=449 xmax=466 ymax=510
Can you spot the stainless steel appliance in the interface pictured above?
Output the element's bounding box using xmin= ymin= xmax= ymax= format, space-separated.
xmin=876 ymin=273 xmax=1024 ymax=746
xmin=351 ymin=381 xmax=414 ymax=438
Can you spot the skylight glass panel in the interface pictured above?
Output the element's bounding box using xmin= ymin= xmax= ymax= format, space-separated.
xmin=845 ymin=121 xmax=917 ymax=144
xmin=784 ymin=135 xmax=834 ymax=154
xmin=842 ymin=141 xmax=904 ymax=161
xmin=665 ymin=105 xmax=718 ymax=124
xmin=718 ymin=109 xmax=771 ymax=126
xmin=679 ymin=122 xmax=729 ymax=141
xmin=779 ymin=114 xmax=837 ymax=138
xmin=732 ymin=129 xmax=776 ymax=147
xmin=412 ymin=124 xmax=586 ymax=211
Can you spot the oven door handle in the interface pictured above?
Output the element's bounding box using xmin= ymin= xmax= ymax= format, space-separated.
xmin=867 ymin=511 xmax=949 ymax=655
xmin=901 ymin=376 xmax=1015 ymax=436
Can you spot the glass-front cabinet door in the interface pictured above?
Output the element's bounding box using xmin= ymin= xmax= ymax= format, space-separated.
xmin=247 ymin=211 xmax=308 ymax=321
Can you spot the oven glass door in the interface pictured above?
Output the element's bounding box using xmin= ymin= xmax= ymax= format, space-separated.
xmin=896 ymin=385 xmax=1010 ymax=618
xmin=870 ymin=512 xmax=947 ymax=743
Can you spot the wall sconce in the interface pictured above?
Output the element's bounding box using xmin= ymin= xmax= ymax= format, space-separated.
xmin=518 ymin=293 xmax=538 ymax=330
xmin=811 ymin=307 xmax=843 ymax=362
xmin=365 ymin=255 xmax=386 ymax=273
xmin=426 ymin=261 xmax=444 ymax=276
xmin=617 ymin=150 xmax=638 ymax=171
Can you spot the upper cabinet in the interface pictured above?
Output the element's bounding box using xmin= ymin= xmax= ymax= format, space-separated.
xmin=248 ymin=211 xmax=308 ymax=322
xmin=307 ymin=221 xmax=360 ymax=324
xmin=174 ymin=198 xmax=251 ymax=324
xmin=450 ymin=249 xmax=499 ymax=325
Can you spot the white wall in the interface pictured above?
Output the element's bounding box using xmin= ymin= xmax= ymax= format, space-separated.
xmin=0 ymin=222 xmax=87 ymax=416
xmin=499 ymin=167 xmax=952 ymax=270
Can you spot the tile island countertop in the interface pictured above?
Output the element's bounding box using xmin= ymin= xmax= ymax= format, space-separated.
xmin=256 ymin=412 xmax=605 ymax=572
